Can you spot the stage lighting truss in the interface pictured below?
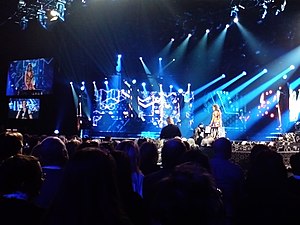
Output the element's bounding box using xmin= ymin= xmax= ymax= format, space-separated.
xmin=14 ymin=0 xmax=72 ymax=30
xmin=230 ymin=0 xmax=287 ymax=21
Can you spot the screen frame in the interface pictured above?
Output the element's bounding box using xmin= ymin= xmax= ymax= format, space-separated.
xmin=8 ymin=97 xmax=41 ymax=120
xmin=6 ymin=57 xmax=55 ymax=96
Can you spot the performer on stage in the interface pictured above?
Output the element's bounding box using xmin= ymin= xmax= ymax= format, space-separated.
xmin=16 ymin=100 xmax=33 ymax=119
xmin=209 ymin=104 xmax=223 ymax=139
xmin=276 ymin=82 xmax=290 ymax=133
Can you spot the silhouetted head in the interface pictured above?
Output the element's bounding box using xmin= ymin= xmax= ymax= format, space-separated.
xmin=249 ymin=144 xmax=270 ymax=164
xmin=0 ymin=154 xmax=44 ymax=200
xmin=0 ymin=131 xmax=23 ymax=162
xmin=115 ymin=140 xmax=140 ymax=173
xmin=212 ymin=137 xmax=232 ymax=159
xmin=166 ymin=116 xmax=174 ymax=125
xmin=151 ymin=162 xmax=224 ymax=225
xmin=31 ymin=136 xmax=68 ymax=167
xmin=161 ymin=138 xmax=187 ymax=169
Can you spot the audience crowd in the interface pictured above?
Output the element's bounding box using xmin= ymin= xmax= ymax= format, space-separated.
xmin=0 ymin=129 xmax=300 ymax=225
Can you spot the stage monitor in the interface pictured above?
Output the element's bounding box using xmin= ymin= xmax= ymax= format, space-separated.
xmin=6 ymin=57 xmax=54 ymax=96
xmin=8 ymin=98 xmax=40 ymax=120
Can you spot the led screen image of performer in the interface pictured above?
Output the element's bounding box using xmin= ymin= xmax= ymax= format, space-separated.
xmin=16 ymin=100 xmax=33 ymax=119
xmin=24 ymin=63 xmax=35 ymax=90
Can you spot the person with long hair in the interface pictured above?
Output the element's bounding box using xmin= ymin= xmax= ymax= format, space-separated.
xmin=209 ymin=104 xmax=223 ymax=139
xmin=24 ymin=63 xmax=35 ymax=90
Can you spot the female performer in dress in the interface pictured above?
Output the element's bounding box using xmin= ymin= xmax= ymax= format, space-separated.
xmin=24 ymin=63 xmax=35 ymax=90
xmin=209 ymin=104 xmax=223 ymax=139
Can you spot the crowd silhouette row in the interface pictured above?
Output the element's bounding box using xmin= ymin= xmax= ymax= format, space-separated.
xmin=1 ymin=130 xmax=300 ymax=225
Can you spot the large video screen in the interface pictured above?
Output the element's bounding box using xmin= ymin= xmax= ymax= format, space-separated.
xmin=8 ymin=98 xmax=40 ymax=120
xmin=6 ymin=57 xmax=54 ymax=96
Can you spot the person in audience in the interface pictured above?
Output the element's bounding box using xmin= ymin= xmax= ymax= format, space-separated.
xmin=179 ymin=148 xmax=212 ymax=173
xmin=99 ymin=140 xmax=115 ymax=153
xmin=210 ymin=137 xmax=245 ymax=225
xmin=160 ymin=116 xmax=182 ymax=139
xmin=0 ymin=131 xmax=24 ymax=162
xmin=115 ymin=140 xmax=144 ymax=198
xmin=143 ymin=137 xmax=187 ymax=206
xmin=249 ymin=144 xmax=270 ymax=164
xmin=234 ymin=149 xmax=300 ymax=225
xmin=76 ymin=138 xmax=100 ymax=151
xmin=286 ymin=152 xmax=300 ymax=197
xmin=139 ymin=141 xmax=160 ymax=176
xmin=242 ymin=143 xmax=270 ymax=172
xmin=31 ymin=136 xmax=69 ymax=209
xmin=22 ymin=133 xmax=40 ymax=155
xmin=41 ymin=147 xmax=134 ymax=225
xmin=182 ymin=138 xmax=192 ymax=151
xmin=111 ymin=150 xmax=151 ymax=225
xmin=0 ymin=154 xmax=45 ymax=225
xmin=65 ymin=138 xmax=82 ymax=159
xmin=149 ymin=162 xmax=225 ymax=225
xmin=136 ymin=137 xmax=148 ymax=148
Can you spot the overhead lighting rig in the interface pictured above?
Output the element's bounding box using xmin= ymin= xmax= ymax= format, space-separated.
xmin=14 ymin=0 xmax=73 ymax=30
xmin=230 ymin=0 xmax=287 ymax=22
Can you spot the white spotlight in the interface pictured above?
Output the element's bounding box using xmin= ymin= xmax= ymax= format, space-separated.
xmin=290 ymin=65 xmax=295 ymax=70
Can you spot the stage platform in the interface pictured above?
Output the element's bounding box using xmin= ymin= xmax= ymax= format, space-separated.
xmin=18 ymin=89 xmax=44 ymax=95
xmin=81 ymin=126 xmax=284 ymax=142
